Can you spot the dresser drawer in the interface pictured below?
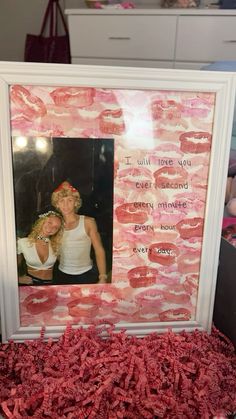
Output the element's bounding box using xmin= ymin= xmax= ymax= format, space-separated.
xmin=176 ymin=16 xmax=236 ymax=62
xmin=68 ymin=15 xmax=177 ymax=61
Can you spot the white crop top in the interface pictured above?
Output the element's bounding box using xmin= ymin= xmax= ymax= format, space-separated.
xmin=17 ymin=238 xmax=56 ymax=270
xmin=59 ymin=215 xmax=92 ymax=275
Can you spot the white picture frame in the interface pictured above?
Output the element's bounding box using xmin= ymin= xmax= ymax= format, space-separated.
xmin=0 ymin=61 xmax=235 ymax=342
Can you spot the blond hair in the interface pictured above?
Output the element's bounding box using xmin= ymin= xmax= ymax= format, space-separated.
xmin=28 ymin=212 xmax=63 ymax=255
xmin=51 ymin=181 xmax=82 ymax=212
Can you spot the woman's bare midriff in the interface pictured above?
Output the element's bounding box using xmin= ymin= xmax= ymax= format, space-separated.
xmin=28 ymin=267 xmax=53 ymax=280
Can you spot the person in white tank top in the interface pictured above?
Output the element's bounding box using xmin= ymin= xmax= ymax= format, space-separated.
xmin=51 ymin=181 xmax=107 ymax=285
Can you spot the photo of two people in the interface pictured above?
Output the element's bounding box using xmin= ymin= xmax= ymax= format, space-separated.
xmin=13 ymin=137 xmax=114 ymax=286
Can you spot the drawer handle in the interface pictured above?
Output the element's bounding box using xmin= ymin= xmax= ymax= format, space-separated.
xmin=223 ymin=40 xmax=236 ymax=43
xmin=108 ymin=36 xmax=131 ymax=41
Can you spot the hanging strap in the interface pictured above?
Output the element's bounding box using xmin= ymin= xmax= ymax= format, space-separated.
xmin=40 ymin=0 xmax=53 ymax=36
xmin=40 ymin=0 xmax=69 ymax=37
xmin=55 ymin=0 xmax=69 ymax=36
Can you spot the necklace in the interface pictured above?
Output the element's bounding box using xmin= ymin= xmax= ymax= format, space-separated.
xmin=37 ymin=235 xmax=49 ymax=243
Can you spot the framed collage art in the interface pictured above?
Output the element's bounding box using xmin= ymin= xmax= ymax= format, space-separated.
xmin=0 ymin=62 xmax=235 ymax=341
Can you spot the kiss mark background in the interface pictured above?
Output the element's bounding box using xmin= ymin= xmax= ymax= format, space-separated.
xmin=9 ymin=85 xmax=215 ymax=326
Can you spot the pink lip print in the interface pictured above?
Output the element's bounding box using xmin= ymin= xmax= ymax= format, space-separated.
xmin=154 ymin=167 xmax=188 ymax=189
xmin=151 ymin=99 xmax=181 ymax=120
xmin=176 ymin=217 xmax=204 ymax=239
xmin=159 ymin=308 xmax=191 ymax=321
xmin=179 ymin=131 xmax=212 ymax=154
xmin=50 ymin=87 xmax=95 ymax=107
xmin=128 ymin=266 xmax=158 ymax=288
xmin=99 ymin=108 xmax=125 ymax=135
xmin=67 ymin=296 xmax=101 ymax=318
xmin=118 ymin=167 xmax=153 ymax=187
xmin=115 ymin=203 xmax=149 ymax=224
xmin=148 ymin=242 xmax=179 ymax=266
xmin=24 ymin=290 xmax=57 ymax=315
xmin=11 ymin=85 xmax=47 ymax=119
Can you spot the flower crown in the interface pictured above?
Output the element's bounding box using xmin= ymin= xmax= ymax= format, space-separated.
xmin=39 ymin=210 xmax=62 ymax=219
xmin=53 ymin=181 xmax=78 ymax=193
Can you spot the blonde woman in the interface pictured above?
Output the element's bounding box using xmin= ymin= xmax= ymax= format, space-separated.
xmin=51 ymin=181 xmax=107 ymax=285
xmin=17 ymin=211 xmax=63 ymax=285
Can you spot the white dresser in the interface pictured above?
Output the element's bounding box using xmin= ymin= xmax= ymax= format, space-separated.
xmin=65 ymin=6 xmax=236 ymax=69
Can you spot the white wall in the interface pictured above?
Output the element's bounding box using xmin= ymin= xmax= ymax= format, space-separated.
xmin=0 ymin=0 xmax=159 ymax=62
xmin=0 ymin=0 xmax=69 ymax=62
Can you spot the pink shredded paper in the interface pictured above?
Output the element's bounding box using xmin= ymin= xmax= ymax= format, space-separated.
xmin=0 ymin=325 xmax=235 ymax=418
